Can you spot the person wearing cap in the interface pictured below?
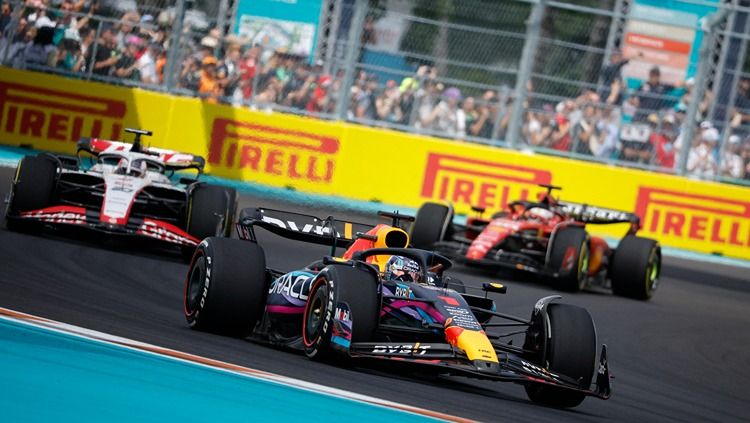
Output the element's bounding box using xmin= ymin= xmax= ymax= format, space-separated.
xmin=720 ymin=135 xmax=745 ymax=179
xmin=114 ymin=35 xmax=143 ymax=80
xmin=375 ymin=79 xmax=403 ymax=124
xmin=634 ymin=66 xmax=682 ymax=122
xmin=54 ymin=27 xmax=85 ymax=72
xmin=599 ymin=48 xmax=639 ymax=106
xmin=420 ymin=86 xmax=466 ymax=138
xmin=353 ymin=74 xmax=378 ymax=120
xmin=199 ymin=55 xmax=222 ymax=103
xmin=687 ymin=126 xmax=719 ymax=178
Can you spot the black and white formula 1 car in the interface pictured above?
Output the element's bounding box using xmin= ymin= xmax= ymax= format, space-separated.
xmin=4 ymin=128 xmax=237 ymax=257
xmin=184 ymin=207 xmax=611 ymax=408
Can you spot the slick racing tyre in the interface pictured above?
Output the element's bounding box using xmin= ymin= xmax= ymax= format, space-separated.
xmin=186 ymin=184 xmax=238 ymax=239
xmin=610 ymin=235 xmax=661 ymax=300
xmin=184 ymin=237 xmax=267 ymax=337
xmin=302 ymin=265 xmax=378 ymax=361
xmin=5 ymin=155 xmax=58 ymax=231
xmin=525 ymin=304 xmax=596 ymax=408
xmin=183 ymin=185 xmax=237 ymax=260
xmin=410 ymin=202 xmax=454 ymax=249
xmin=548 ymin=227 xmax=590 ymax=292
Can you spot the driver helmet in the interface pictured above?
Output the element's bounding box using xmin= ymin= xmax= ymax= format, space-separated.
xmin=385 ymin=256 xmax=421 ymax=283
xmin=128 ymin=159 xmax=148 ymax=178
xmin=115 ymin=158 xmax=129 ymax=175
xmin=527 ymin=207 xmax=555 ymax=222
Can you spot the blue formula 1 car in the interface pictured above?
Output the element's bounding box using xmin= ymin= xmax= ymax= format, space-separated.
xmin=183 ymin=207 xmax=611 ymax=408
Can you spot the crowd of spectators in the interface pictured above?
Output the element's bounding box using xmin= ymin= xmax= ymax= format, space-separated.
xmin=2 ymin=1 xmax=750 ymax=182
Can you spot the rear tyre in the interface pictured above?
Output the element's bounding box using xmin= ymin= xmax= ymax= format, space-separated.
xmin=410 ymin=202 xmax=454 ymax=249
xmin=525 ymin=304 xmax=596 ymax=408
xmin=184 ymin=237 xmax=267 ymax=337
xmin=5 ymin=155 xmax=57 ymax=231
xmin=183 ymin=184 xmax=238 ymax=260
xmin=303 ymin=265 xmax=379 ymax=361
xmin=610 ymin=236 xmax=661 ymax=300
xmin=548 ymin=227 xmax=589 ymax=292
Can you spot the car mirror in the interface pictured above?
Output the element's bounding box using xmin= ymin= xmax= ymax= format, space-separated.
xmin=482 ymin=282 xmax=507 ymax=294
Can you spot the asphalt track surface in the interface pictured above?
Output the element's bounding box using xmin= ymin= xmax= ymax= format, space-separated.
xmin=1 ymin=166 xmax=749 ymax=422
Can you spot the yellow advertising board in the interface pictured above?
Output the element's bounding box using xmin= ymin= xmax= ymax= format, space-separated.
xmin=1 ymin=68 xmax=748 ymax=259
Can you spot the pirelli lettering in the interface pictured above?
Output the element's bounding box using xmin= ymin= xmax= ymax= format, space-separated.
xmin=208 ymin=118 xmax=338 ymax=183
xmin=0 ymin=81 xmax=126 ymax=143
xmin=420 ymin=153 xmax=552 ymax=210
xmin=635 ymin=187 xmax=750 ymax=247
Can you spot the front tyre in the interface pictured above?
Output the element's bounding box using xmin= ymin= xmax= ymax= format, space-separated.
xmin=302 ymin=265 xmax=379 ymax=361
xmin=610 ymin=236 xmax=661 ymax=300
xmin=184 ymin=237 xmax=267 ymax=337
xmin=525 ymin=304 xmax=597 ymax=408
xmin=5 ymin=155 xmax=58 ymax=231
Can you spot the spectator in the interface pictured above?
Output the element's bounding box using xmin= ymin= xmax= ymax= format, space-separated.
xmin=730 ymin=78 xmax=750 ymax=133
xmin=54 ymin=28 xmax=85 ymax=72
xmin=220 ymin=43 xmax=242 ymax=99
xmin=375 ymin=79 xmax=403 ymax=124
xmin=87 ymin=26 xmax=118 ymax=76
xmin=651 ymin=114 xmax=677 ymax=168
xmin=178 ymin=56 xmax=201 ymax=91
xmin=0 ymin=1 xmax=11 ymax=33
xmin=23 ymin=25 xmax=56 ymax=67
xmin=198 ymin=55 xmax=222 ymax=102
xmin=549 ymin=101 xmax=572 ymax=152
xmin=524 ymin=110 xmax=552 ymax=147
xmin=281 ymin=62 xmax=314 ymax=109
xmin=741 ymin=138 xmax=750 ymax=180
xmin=572 ymin=104 xmax=599 ymax=155
xmin=633 ymin=66 xmax=680 ymax=122
xmin=353 ymin=74 xmax=378 ymax=120
xmin=720 ymin=135 xmax=745 ymax=179
xmin=467 ymin=90 xmax=498 ymax=139
xmin=78 ymin=26 xmax=94 ymax=58
xmin=115 ymin=10 xmax=140 ymax=51
xmin=138 ymin=42 xmax=160 ymax=84
xmin=113 ymin=35 xmax=142 ymax=81
xmin=237 ymin=44 xmax=260 ymax=100
xmin=415 ymin=79 xmax=442 ymax=130
xmin=29 ymin=4 xmax=54 ymax=29
xmin=599 ymin=48 xmax=634 ymax=106
xmin=420 ymin=87 xmax=465 ymax=138
xmin=687 ymin=125 xmax=719 ymax=178
xmin=306 ymin=74 xmax=332 ymax=113
xmin=592 ymin=106 xmax=619 ymax=158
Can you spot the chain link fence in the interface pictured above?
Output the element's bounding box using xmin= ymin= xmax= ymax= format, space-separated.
xmin=2 ymin=0 xmax=750 ymax=186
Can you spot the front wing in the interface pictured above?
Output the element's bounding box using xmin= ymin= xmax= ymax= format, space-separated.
xmin=8 ymin=205 xmax=200 ymax=247
xmin=349 ymin=341 xmax=611 ymax=400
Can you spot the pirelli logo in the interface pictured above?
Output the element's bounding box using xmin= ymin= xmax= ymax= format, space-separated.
xmin=0 ymin=81 xmax=126 ymax=143
xmin=635 ymin=187 xmax=750 ymax=247
xmin=420 ymin=153 xmax=552 ymax=209
xmin=209 ymin=118 xmax=339 ymax=183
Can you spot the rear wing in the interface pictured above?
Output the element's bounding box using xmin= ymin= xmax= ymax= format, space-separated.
xmin=559 ymin=202 xmax=640 ymax=231
xmin=76 ymin=137 xmax=206 ymax=172
xmin=237 ymin=207 xmax=377 ymax=250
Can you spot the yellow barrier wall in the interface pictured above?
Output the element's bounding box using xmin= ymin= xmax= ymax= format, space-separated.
xmin=2 ymin=68 xmax=749 ymax=259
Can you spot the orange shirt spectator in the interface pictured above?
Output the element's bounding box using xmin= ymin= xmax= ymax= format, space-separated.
xmin=199 ymin=56 xmax=221 ymax=102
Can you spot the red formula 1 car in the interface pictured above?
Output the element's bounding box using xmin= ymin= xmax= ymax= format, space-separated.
xmin=4 ymin=128 xmax=237 ymax=258
xmin=410 ymin=185 xmax=661 ymax=300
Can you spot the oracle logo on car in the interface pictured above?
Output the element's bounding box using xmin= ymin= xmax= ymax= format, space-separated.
xmin=635 ymin=187 xmax=750 ymax=248
xmin=208 ymin=118 xmax=339 ymax=183
xmin=420 ymin=153 xmax=552 ymax=209
xmin=0 ymin=81 xmax=126 ymax=143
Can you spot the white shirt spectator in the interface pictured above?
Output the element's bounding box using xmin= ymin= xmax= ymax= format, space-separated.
xmin=138 ymin=51 xmax=157 ymax=84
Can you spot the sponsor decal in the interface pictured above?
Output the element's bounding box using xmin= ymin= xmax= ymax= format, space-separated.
xmin=208 ymin=118 xmax=339 ymax=182
xmin=0 ymin=81 xmax=125 ymax=143
xmin=268 ymin=272 xmax=315 ymax=301
xmin=20 ymin=206 xmax=87 ymax=225
xmin=420 ymin=153 xmax=552 ymax=210
xmin=137 ymin=219 xmax=198 ymax=245
xmin=394 ymin=284 xmax=412 ymax=298
xmin=635 ymin=187 xmax=750 ymax=248
xmin=443 ymin=305 xmax=481 ymax=330
xmin=371 ymin=343 xmax=431 ymax=356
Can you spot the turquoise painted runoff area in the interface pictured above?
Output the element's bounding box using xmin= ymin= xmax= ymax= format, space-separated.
xmin=1 ymin=145 xmax=748 ymax=268
xmin=0 ymin=317 xmax=439 ymax=422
